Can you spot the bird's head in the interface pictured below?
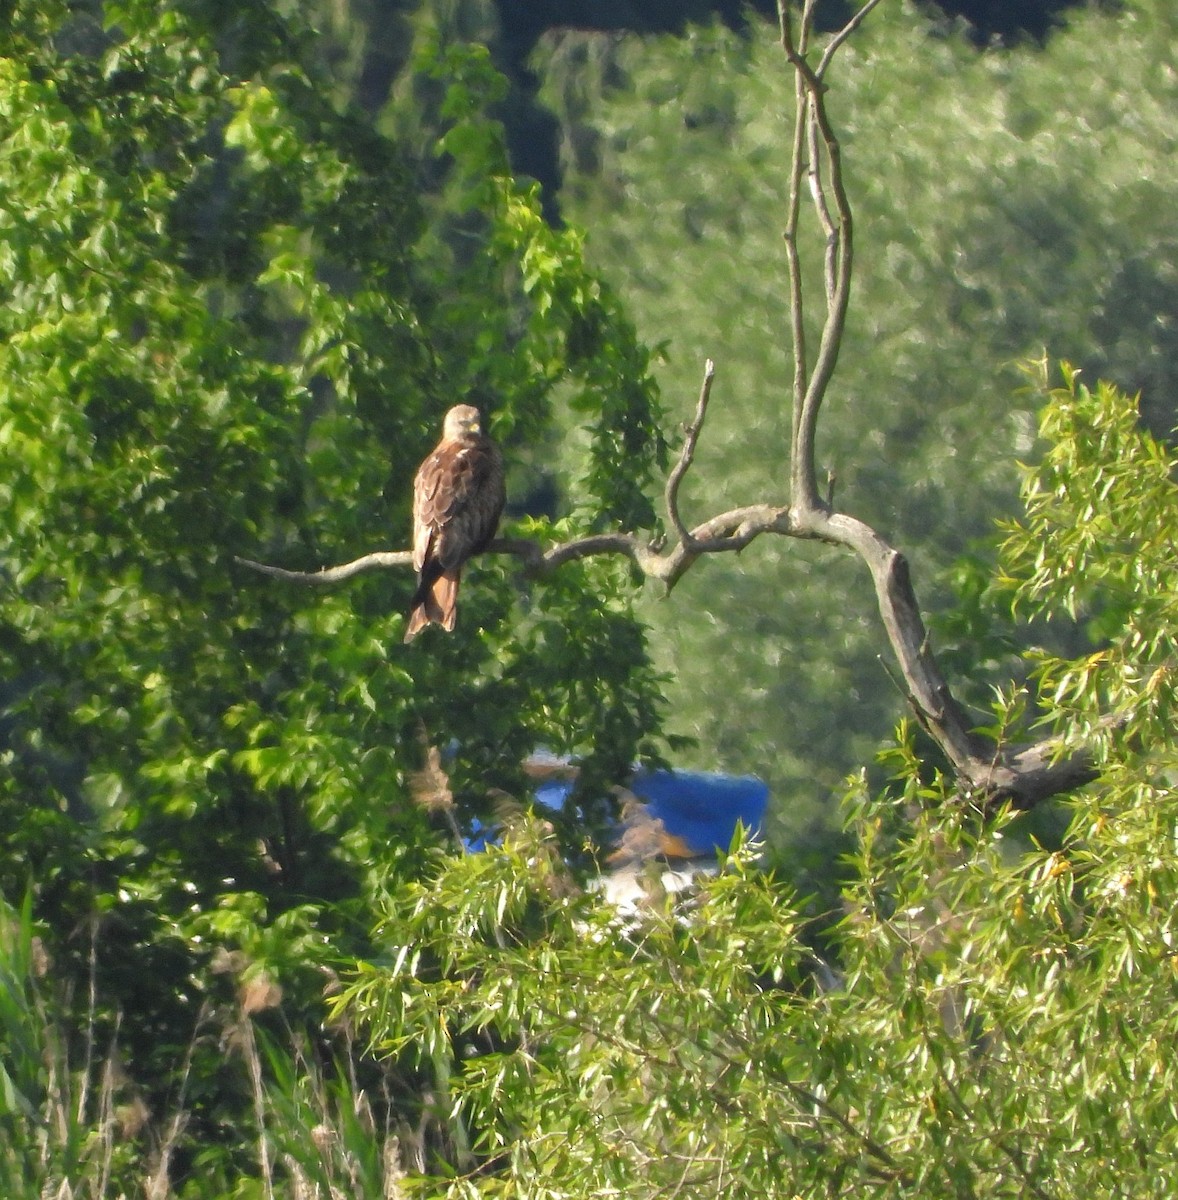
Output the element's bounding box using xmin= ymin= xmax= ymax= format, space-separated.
xmin=442 ymin=404 xmax=483 ymax=441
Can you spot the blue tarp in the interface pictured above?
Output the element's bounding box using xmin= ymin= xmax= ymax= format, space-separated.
xmin=535 ymin=768 xmax=768 ymax=858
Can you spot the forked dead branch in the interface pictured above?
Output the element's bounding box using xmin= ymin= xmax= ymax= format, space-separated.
xmin=239 ymin=0 xmax=1097 ymax=811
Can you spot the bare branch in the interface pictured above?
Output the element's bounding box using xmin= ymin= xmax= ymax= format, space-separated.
xmin=806 ymin=109 xmax=839 ymax=303
xmin=777 ymin=0 xmax=795 ymax=55
xmin=236 ymin=505 xmax=795 ymax=595
xmin=780 ymin=1 xmax=856 ymax=509
xmin=783 ymin=94 xmax=809 ymax=447
xmin=664 ymin=358 xmax=716 ymax=549
xmin=235 ymin=502 xmax=1093 ymax=809
xmin=796 ymin=509 xmax=988 ymax=771
xmin=817 ymin=0 xmax=889 ymax=80
xmin=768 ymin=3 xmax=1104 ymax=807
xmin=780 ymin=2 xmax=811 ymax=443
xmin=975 ymin=737 xmax=1100 ymax=812
xmin=795 ymin=83 xmax=854 ymax=511
xmin=234 ymin=550 xmax=412 ymax=584
xmin=793 ymin=507 xmax=1099 ymax=809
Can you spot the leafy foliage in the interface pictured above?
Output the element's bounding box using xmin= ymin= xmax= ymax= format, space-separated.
xmin=1003 ymin=364 xmax=1178 ymax=762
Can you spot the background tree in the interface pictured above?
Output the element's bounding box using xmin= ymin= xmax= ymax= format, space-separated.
xmin=0 ymin=0 xmax=667 ymax=1188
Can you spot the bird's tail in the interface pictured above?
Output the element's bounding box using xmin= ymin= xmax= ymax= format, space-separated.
xmin=404 ymin=567 xmax=461 ymax=641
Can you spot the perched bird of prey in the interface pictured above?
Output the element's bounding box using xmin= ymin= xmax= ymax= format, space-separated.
xmin=404 ymin=404 xmax=505 ymax=641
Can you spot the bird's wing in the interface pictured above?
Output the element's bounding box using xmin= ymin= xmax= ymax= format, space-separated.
xmin=413 ymin=438 xmax=504 ymax=572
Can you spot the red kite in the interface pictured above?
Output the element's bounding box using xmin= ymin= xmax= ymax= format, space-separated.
xmin=404 ymin=404 xmax=505 ymax=641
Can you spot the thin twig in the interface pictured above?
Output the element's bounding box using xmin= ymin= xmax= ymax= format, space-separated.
xmin=76 ymin=913 xmax=99 ymax=1127
xmin=147 ymin=1005 xmax=207 ymax=1200
xmin=806 ymin=110 xmax=839 ymax=303
xmin=817 ymin=0 xmax=889 ymax=79
xmin=783 ymin=3 xmax=858 ymax=510
xmin=780 ymin=2 xmax=810 ymax=445
xmin=664 ymin=358 xmax=716 ymax=550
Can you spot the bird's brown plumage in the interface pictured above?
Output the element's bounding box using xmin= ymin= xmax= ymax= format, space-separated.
xmin=404 ymin=404 xmax=505 ymax=641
